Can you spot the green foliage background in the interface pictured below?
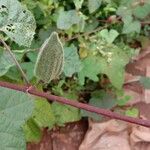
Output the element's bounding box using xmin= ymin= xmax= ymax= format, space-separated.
xmin=0 ymin=0 xmax=150 ymax=149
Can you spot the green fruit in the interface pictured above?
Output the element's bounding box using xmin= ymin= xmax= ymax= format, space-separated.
xmin=34 ymin=32 xmax=64 ymax=83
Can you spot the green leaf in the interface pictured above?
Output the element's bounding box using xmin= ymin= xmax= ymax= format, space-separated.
xmin=133 ymin=3 xmax=150 ymax=19
xmin=52 ymin=102 xmax=81 ymax=126
xmin=0 ymin=86 xmax=34 ymax=150
xmin=83 ymin=18 xmax=99 ymax=32
xmin=125 ymin=108 xmax=139 ymax=117
xmin=73 ymin=0 xmax=84 ymax=9
xmin=75 ymin=12 xmax=87 ymax=32
xmin=102 ymin=52 xmax=128 ymax=89
xmin=88 ymin=0 xmax=102 ymax=13
xmin=57 ymin=10 xmax=80 ymax=30
xmin=51 ymin=92 xmax=80 ymax=126
xmin=32 ymin=98 xmax=55 ymax=128
xmin=140 ymin=77 xmax=150 ymax=89
xmin=117 ymin=6 xmax=132 ymax=18
xmin=78 ymin=56 xmax=101 ymax=85
xmin=0 ymin=49 xmax=15 ymax=76
xmin=81 ymin=90 xmax=116 ymax=121
xmin=0 ymin=0 xmax=36 ymax=47
xmin=117 ymin=95 xmax=131 ymax=106
xmin=122 ymin=15 xmax=141 ymax=34
xmin=99 ymin=29 xmax=119 ymax=44
xmin=90 ymin=90 xmax=116 ymax=109
xmin=34 ymin=32 xmax=64 ymax=83
xmin=21 ymin=62 xmax=34 ymax=80
xmin=52 ymin=80 xmax=65 ymax=96
xmin=78 ymin=46 xmax=130 ymax=89
xmin=5 ymin=66 xmax=21 ymax=81
xmin=23 ymin=118 xmax=41 ymax=142
xmin=64 ymin=44 xmax=82 ymax=77
xmin=0 ymin=120 xmax=26 ymax=150
xmin=26 ymin=51 xmax=38 ymax=63
xmin=23 ymin=98 xmax=55 ymax=142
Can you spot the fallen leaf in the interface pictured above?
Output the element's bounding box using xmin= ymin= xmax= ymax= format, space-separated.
xmin=79 ymin=118 xmax=150 ymax=150
xmin=130 ymin=117 xmax=150 ymax=150
xmin=79 ymin=119 xmax=131 ymax=150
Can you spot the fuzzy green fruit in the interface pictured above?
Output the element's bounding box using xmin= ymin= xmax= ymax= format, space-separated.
xmin=34 ymin=32 xmax=64 ymax=83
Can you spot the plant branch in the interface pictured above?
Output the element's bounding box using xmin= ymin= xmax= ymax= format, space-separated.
xmin=0 ymin=39 xmax=30 ymax=85
xmin=98 ymin=18 xmax=150 ymax=26
xmin=65 ymin=25 xmax=108 ymax=42
xmin=65 ymin=18 xmax=150 ymax=42
xmin=0 ymin=80 xmax=150 ymax=127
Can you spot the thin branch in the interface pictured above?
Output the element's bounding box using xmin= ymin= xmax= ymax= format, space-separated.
xmin=0 ymin=81 xmax=150 ymax=127
xmin=0 ymin=39 xmax=30 ymax=85
xmin=65 ymin=18 xmax=150 ymax=42
xmin=98 ymin=18 xmax=150 ymax=26
xmin=141 ymin=21 xmax=150 ymax=25
xmin=65 ymin=25 xmax=108 ymax=42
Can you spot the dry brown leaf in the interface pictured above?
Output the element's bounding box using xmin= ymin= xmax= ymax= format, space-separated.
xmin=142 ymin=66 xmax=150 ymax=103
xmin=124 ymin=72 xmax=140 ymax=84
xmin=126 ymin=46 xmax=150 ymax=76
xmin=79 ymin=119 xmax=131 ymax=150
xmin=135 ymin=103 xmax=150 ymax=120
xmin=130 ymin=116 xmax=150 ymax=150
xmin=79 ymin=119 xmax=150 ymax=150
xmin=124 ymin=47 xmax=150 ymax=104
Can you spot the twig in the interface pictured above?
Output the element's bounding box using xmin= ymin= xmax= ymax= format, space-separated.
xmin=0 ymin=39 xmax=30 ymax=85
xmin=65 ymin=25 xmax=108 ymax=42
xmin=0 ymin=80 xmax=150 ymax=127
xmin=65 ymin=17 xmax=150 ymax=42
xmin=141 ymin=21 xmax=150 ymax=25
xmin=98 ymin=18 xmax=150 ymax=26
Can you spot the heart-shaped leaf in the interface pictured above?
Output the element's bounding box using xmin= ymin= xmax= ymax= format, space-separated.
xmin=100 ymin=29 xmax=119 ymax=44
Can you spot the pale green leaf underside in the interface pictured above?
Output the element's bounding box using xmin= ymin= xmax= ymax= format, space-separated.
xmin=88 ymin=0 xmax=102 ymax=13
xmin=34 ymin=32 xmax=64 ymax=83
xmin=0 ymin=50 xmax=15 ymax=76
xmin=133 ymin=4 xmax=150 ymax=19
xmin=73 ymin=0 xmax=84 ymax=9
xmin=122 ymin=15 xmax=141 ymax=34
xmin=0 ymin=86 xmax=34 ymax=150
xmin=64 ymin=44 xmax=82 ymax=77
xmin=100 ymin=29 xmax=119 ymax=44
xmin=78 ymin=56 xmax=101 ymax=84
xmin=57 ymin=10 xmax=80 ymax=30
xmin=0 ymin=0 xmax=36 ymax=47
xmin=0 ymin=118 xmax=26 ymax=150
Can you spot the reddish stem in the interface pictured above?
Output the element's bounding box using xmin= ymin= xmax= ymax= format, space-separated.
xmin=98 ymin=18 xmax=150 ymax=25
xmin=0 ymin=81 xmax=150 ymax=127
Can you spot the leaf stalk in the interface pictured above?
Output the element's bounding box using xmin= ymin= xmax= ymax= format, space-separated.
xmin=0 ymin=39 xmax=30 ymax=85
